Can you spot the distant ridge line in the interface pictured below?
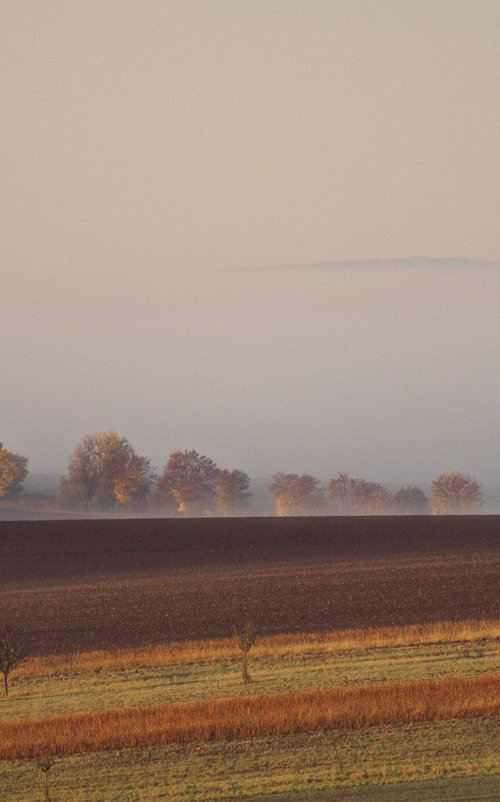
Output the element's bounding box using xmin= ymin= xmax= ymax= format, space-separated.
xmin=227 ymin=256 xmax=500 ymax=272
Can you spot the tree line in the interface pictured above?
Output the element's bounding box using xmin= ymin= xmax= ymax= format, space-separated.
xmin=0 ymin=434 xmax=483 ymax=515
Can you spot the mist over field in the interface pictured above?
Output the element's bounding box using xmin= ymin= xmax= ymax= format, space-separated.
xmin=2 ymin=1 xmax=499 ymax=491
xmin=3 ymin=258 xmax=499 ymax=486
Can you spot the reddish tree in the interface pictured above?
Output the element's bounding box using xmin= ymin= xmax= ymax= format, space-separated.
xmin=113 ymin=454 xmax=155 ymax=506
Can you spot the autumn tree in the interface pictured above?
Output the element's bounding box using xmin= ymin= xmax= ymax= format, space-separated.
xmin=431 ymin=472 xmax=481 ymax=514
xmin=328 ymin=473 xmax=391 ymax=515
xmin=0 ymin=443 xmax=28 ymax=498
xmin=392 ymin=486 xmax=428 ymax=515
xmin=215 ymin=469 xmax=252 ymax=515
xmin=57 ymin=432 xmax=155 ymax=510
xmin=156 ymin=449 xmax=219 ymax=514
xmin=269 ymin=473 xmax=324 ymax=516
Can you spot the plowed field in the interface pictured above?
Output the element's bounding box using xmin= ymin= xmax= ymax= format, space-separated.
xmin=0 ymin=516 xmax=498 ymax=654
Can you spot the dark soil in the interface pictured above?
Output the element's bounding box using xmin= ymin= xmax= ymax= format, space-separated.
xmin=0 ymin=516 xmax=498 ymax=654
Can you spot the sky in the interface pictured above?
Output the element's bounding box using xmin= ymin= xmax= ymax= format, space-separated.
xmin=1 ymin=1 xmax=500 ymax=483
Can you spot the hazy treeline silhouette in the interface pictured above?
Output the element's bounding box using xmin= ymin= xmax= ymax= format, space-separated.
xmin=0 ymin=434 xmax=483 ymax=516
xmin=269 ymin=472 xmax=481 ymax=516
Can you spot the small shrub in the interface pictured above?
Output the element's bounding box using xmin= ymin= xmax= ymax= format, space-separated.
xmin=233 ymin=622 xmax=257 ymax=684
xmin=36 ymin=756 xmax=55 ymax=801
xmin=0 ymin=629 xmax=29 ymax=697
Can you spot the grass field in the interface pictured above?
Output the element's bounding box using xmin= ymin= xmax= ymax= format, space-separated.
xmin=0 ymin=516 xmax=498 ymax=800
xmin=0 ymin=720 xmax=498 ymax=801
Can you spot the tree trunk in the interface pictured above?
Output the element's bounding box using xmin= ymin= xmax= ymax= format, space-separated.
xmin=241 ymin=653 xmax=250 ymax=684
xmin=3 ymin=672 xmax=7 ymax=697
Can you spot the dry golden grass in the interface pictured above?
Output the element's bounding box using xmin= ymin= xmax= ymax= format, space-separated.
xmin=2 ymin=673 xmax=497 ymax=759
xmin=20 ymin=619 xmax=499 ymax=678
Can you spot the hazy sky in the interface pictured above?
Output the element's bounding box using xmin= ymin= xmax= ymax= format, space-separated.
xmin=2 ymin=2 xmax=499 ymax=482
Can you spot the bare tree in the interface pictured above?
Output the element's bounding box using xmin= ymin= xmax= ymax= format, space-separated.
xmin=431 ymin=472 xmax=481 ymax=514
xmin=0 ymin=630 xmax=28 ymax=697
xmin=233 ymin=622 xmax=257 ymax=684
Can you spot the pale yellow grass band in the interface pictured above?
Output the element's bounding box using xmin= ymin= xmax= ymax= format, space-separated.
xmin=21 ymin=619 xmax=500 ymax=678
